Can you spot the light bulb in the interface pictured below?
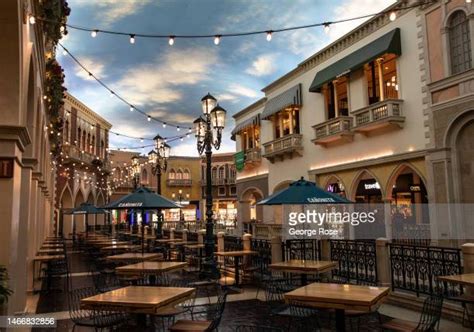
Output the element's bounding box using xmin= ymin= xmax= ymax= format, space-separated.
xmin=214 ymin=35 xmax=221 ymax=45
xmin=62 ymin=50 xmax=67 ymax=56
xmin=91 ymin=30 xmax=98 ymax=38
xmin=169 ymin=36 xmax=175 ymax=46
xmin=266 ymin=31 xmax=272 ymax=41
xmin=110 ymin=91 xmax=114 ymax=97
xmin=130 ymin=34 xmax=135 ymax=44
xmin=467 ymin=0 xmax=472 ymax=3
xmin=130 ymin=106 xmax=134 ymax=112
xmin=140 ymin=138 xmax=144 ymax=142
xmin=389 ymin=12 xmax=397 ymax=22
xmin=163 ymin=123 xmax=167 ymax=128
xmin=147 ymin=116 xmax=151 ymax=122
xmin=29 ymin=16 xmax=36 ymax=24
xmin=60 ymin=25 xmax=65 ymax=33
xmin=324 ymin=24 xmax=330 ymax=34
xmin=177 ymin=126 xmax=180 ymax=131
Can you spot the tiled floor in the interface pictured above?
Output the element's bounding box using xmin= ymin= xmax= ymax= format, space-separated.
xmin=28 ymin=251 xmax=470 ymax=332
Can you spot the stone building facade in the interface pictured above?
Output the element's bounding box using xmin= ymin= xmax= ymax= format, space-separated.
xmin=56 ymin=93 xmax=112 ymax=237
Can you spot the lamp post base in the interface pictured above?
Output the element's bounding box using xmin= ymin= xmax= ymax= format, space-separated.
xmin=199 ymin=257 xmax=220 ymax=280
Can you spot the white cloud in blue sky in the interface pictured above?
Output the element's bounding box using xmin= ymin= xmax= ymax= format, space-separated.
xmin=59 ymin=0 xmax=396 ymax=156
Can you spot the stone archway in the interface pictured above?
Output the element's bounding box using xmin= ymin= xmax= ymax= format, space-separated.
xmin=456 ymin=120 xmax=474 ymax=204
xmin=74 ymin=191 xmax=86 ymax=234
xmin=323 ymin=175 xmax=347 ymax=198
xmin=272 ymin=180 xmax=293 ymax=194
xmin=60 ymin=185 xmax=74 ymax=238
xmin=239 ymin=187 xmax=264 ymax=224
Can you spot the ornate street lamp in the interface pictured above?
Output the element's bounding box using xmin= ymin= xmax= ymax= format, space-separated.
xmin=194 ymin=93 xmax=226 ymax=279
xmin=131 ymin=155 xmax=141 ymax=189
xmin=148 ymin=134 xmax=170 ymax=238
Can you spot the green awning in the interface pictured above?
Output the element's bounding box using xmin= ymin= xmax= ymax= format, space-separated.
xmin=231 ymin=114 xmax=260 ymax=140
xmin=261 ymin=84 xmax=302 ymax=120
xmin=309 ymin=28 xmax=401 ymax=93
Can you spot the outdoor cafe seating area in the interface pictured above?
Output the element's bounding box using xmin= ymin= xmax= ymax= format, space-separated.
xmin=31 ymin=225 xmax=474 ymax=331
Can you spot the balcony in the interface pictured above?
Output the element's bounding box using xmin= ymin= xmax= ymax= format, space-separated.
xmin=63 ymin=144 xmax=100 ymax=165
xmin=200 ymin=177 xmax=236 ymax=186
xmin=352 ymin=99 xmax=405 ymax=134
xmin=312 ymin=116 xmax=354 ymax=146
xmin=166 ymin=179 xmax=192 ymax=187
xmin=262 ymin=133 xmax=303 ymax=163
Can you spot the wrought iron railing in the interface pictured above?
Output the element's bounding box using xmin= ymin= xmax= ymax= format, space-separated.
xmin=282 ymin=239 xmax=321 ymax=261
xmin=251 ymin=239 xmax=272 ymax=274
xmin=187 ymin=232 xmax=198 ymax=242
xmin=224 ymin=235 xmax=243 ymax=251
xmin=389 ymin=244 xmax=463 ymax=296
xmin=330 ymin=240 xmax=377 ymax=285
xmin=392 ymin=224 xmax=431 ymax=247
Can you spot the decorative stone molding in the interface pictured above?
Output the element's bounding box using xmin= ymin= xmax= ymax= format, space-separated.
xmin=22 ymin=157 xmax=38 ymax=169
xmin=0 ymin=126 xmax=32 ymax=152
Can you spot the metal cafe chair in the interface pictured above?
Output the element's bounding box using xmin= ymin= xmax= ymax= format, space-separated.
xmin=381 ymin=295 xmax=444 ymax=331
xmin=288 ymin=300 xmax=322 ymax=332
xmin=169 ymin=291 xmax=228 ymax=332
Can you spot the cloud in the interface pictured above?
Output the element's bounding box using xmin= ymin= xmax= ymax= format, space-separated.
xmin=217 ymin=93 xmax=238 ymax=102
xmin=285 ymin=29 xmax=323 ymax=58
xmin=148 ymin=109 xmax=196 ymax=124
xmin=328 ymin=0 xmax=396 ymax=41
xmin=116 ymin=46 xmax=218 ymax=105
xmin=246 ymin=54 xmax=278 ymax=77
xmin=229 ymin=84 xmax=260 ymax=99
xmin=74 ymin=0 xmax=153 ymax=25
xmin=73 ymin=56 xmax=106 ymax=81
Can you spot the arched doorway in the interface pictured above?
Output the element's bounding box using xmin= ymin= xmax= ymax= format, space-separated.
xmin=60 ymin=186 xmax=74 ymax=238
xmin=324 ymin=176 xmax=347 ymax=198
xmin=273 ymin=180 xmax=292 ymax=194
xmin=240 ymin=188 xmax=264 ymax=223
xmin=387 ymin=165 xmax=430 ymax=243
xmin=74 ymin=191 xmax=86 ymax=234
xmin=456 ymin=119 xmax=474 ymax=203
xmin=351 ymin=170 xmax=385 ymax=239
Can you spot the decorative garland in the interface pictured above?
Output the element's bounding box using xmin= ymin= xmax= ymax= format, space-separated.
xmin=44 ymin=59 xmax=66 ymax=157
xmin=38 ymin=0 xmax=70 ymax=45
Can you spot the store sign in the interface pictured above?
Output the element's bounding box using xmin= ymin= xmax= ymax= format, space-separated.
xmin=0 ymin=158 xmax=14 ymax=178
xmin=234 ymin=151 xmax=245 ymax=172
xmin=364 ymin=182 xmax=380 ymax=190
xmin=409 ymin=185 xmax=421 ymax=192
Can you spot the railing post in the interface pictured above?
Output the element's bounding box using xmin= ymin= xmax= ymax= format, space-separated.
xmin=243 ymin=233 xmax=252 ymax=251
xmin=462 ymin=244 xmax=474 ymax=296
xmin=271 ymin=236 xmax=283 ymax=263
xmin=198 ymin=229 xmax=206 ymax=244
xmin=217 ymin=231 xmax=225 ymax=252
xmin=376 ymin=238 xmax=391 ymax=287
xmin=320 ymin=239 xmax=331 ymax=261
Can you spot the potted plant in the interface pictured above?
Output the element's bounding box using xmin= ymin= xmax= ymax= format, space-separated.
xmin=0 ymin=265 xmax=13 ymax=315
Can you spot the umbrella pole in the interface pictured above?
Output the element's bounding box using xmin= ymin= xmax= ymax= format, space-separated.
xmin=86 ymin=213 xmax=89 ymax=238
xmin=141 ymin=209 xmax=145 ymax=255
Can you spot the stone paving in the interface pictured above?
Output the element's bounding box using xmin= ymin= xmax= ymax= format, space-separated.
xmin=28 ymin=251 xmax=470 ymax=331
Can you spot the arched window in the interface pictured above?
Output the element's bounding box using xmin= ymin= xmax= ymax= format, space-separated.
xmin=141 ymin=168 xmax=148 ymax=184
xmin=168 ymin=168 xmax=176 ymax=179
xmin=229 ymin=166 xmax=236 ymax=179
xmin=218 ymin=166 xmax=225 ymax=179
xmin=211 ymin=167 xmax=218 ymax=180
xmin=176 ymin=169 xmax=183 ymax=179
xmin=183 ymin=169 xmax=190 ymax=180
xmin=77 ymin=128 xmax=81 ymax=147
xmin=64 ymin=120 xmax=69 ymax=142
xmin=448 ymin=11 xmax=472 ymax=75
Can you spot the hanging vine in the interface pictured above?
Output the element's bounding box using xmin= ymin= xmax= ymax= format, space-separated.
xmin=38 ymin=0 xmax=71 ymax=45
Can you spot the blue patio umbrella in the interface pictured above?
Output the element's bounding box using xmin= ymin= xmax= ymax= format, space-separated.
xmin=104 ymin=186 xmax=180 ymax=254
xmin=258 ymin=177 xmax=352 ymax=205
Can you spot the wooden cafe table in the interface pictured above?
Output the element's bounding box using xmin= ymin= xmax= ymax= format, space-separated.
xmin=81 ymin=285 xmax=195 ymax=325
xmin=105 ymin=252 xmax=162 ymax=262
xmin=115 ymin=261 xmax=187 ymax=276
xmin=41 ymin=244 xmax=64 ymax=249
xmin=269 ymin=259 xmax=337 ymax=285
xmin=215 ymin=250 xmax=257 ymax=286
xmin=37 ymin=248 xmax=64 ymax=255
xmin=437 ymin=273 xmax=474 ymax=287
xmin=285 ymin=282 xmax=389 ymax=332
xmin=101 ymin=244 xmax=139 ymax=252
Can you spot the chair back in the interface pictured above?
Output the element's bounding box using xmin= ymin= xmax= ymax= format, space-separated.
xmin=68 ymin=287 xmax=96 ymax=323
xmin=416 ymin=295 xmax=443 ymax=331
xmin=207 ymin=290 xmax=228 ymax=331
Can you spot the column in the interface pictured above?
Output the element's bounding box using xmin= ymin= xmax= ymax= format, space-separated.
xmin=332 ymin=80 xmax=339 ymax=117
xmin=462 ymin=244 xmax=474 ymax=297
xmin=383 ymin=198 xmax=393 ymax=240
xmin=376 ymin=58 xmax=385 ymax=101
xmin=271 ymin=236 xmax=283 ymax=263
xmin=375 ymin=238 xmax=391 ymax=287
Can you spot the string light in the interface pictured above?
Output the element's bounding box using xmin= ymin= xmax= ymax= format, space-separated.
xmin=147 ymin=116 xmax=151 ymax=121
xmin=266 ymin=31 xmax=272 ymax=41
xmin=163 ymin=123 xmax=167 ymax=128
xmin=129 ymin=34 xmax=135 ymax=44
xmin=169 ymin=36 xmax=175 ymax=45
xmin=177 ymin=126 xmax=180 ymax=131
xmin=130 ymin=106 xmax=134 ymax=112
xmin=214 ymin=35 xmax=221 ymax=45
xmin=389 ymin=11 xmax=397 ymax=22
xmin=29 ymin=15 xmax=36 ymax=24
xmin=91 ymin=30 xmax=98 ymax=38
